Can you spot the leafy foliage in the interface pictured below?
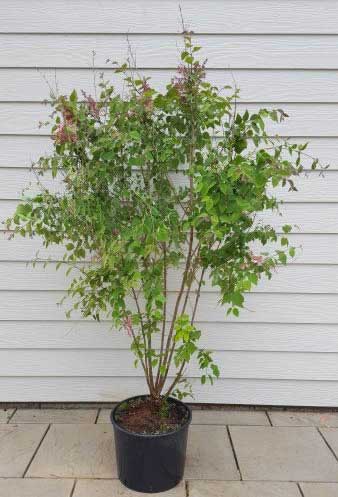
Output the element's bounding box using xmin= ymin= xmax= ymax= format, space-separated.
xmin=7 ymin=34 xmax=320 ymax=401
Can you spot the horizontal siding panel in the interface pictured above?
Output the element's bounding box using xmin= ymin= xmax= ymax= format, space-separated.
xmin=0 ymin=103 xmax=335 ymax=136
xmin=2 ymin=233 xmax=338 ymax=264
xmin=1 ymin=321 xmax=338 ymax=353
xmin=4 ymin=69 xmax=338 ymax=103
xmin=0 ymin=291 xmax=337 ymax=323
xmin=4 ymin=1 xmax=338 ymax=34
xmin=268 ymin=234 xmax=338 ymax=264
xmin=2 ymin=377 xmax=338 ymax=406
xmin=274 ymin=172 xmax=338 ymax=203
xmin=260 ymin=204 xmax=338 ymax=234
xmin=2 ymin=201 xmax=337 ymax=233
xmin=0 ymin=168 xmax=63 ymax=199
xmin=1 ymin=262 xmax=338 ymax=294
xmin=0 ymin=235 xmax=67 ymax=261
xmin=0 ymin=349 xmax=337 ymax=381
xmin=0 ymin=136 xmax=52 ymax=168
xmin=1 ymin=136 xmax=337 ymax=169
xmin=2 ymin=35 xmax=338 ymax=69
xmin=0 ymin=168 xmax=335 ymax=202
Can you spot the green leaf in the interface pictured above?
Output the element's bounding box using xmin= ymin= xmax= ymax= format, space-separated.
xmin=69 ymin=89 xmax=77 ymax=102
xmin=232 ymin=292 xmax=244 ymax=307
xmin=211 ymin=364 xmax=220 ymax=378
xmin=16 ymin=204 xmax=32 ymax=218
xmin=232 ymin=307 xmax=239 ymax=317
xmin=277 ymin=251 xmax=287 ymax=265
xmin=157 ymin=227 xmax=169 ymax=242
xmin=129 ymin=130 xmax=141 ymax=141
xmin=282 ymin=224 xmax=292 ymax=234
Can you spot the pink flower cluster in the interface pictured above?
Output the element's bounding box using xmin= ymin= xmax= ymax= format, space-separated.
xmin=172 ymin=61 xmax=206 ymax=98
xmin=141 ymin=80 xmax=151 ymax=93
xmin=138 ymin=80 xmax=153 ymax=112
xmin=53 ymin=90 xmax=100 ymax=145
xmin=53 ymin=122 xmax=78 ymax=145
xmin=250 ymin=254 xmax=264 ymax=265
xmin=53 ymin=105 xmax=77 ymax=145
xmin=240 ymin=252 xmax=265 ymax=270
xmin=122 ymin=316 xmax=133 ymax=337
xmin=82 ymin=91 xmax=100 ymax=119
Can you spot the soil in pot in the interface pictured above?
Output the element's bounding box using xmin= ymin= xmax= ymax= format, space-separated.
xmin=114 ymin=395 xmax=189 ymax=435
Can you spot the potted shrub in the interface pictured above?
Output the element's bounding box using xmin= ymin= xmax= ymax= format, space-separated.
xmin=7 ymin=33 xmax=320 ymax=493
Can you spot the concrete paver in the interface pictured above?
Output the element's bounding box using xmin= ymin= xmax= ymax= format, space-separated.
xmin=0 ymin=408 xmax=14 ymax=423
xmin=0 ymin=409 xmax=14 ymax=423
xmin=0 ymin=478 xmax=74 ymax=497
xmin=96 ymin=409 xmax=113 ymax=424
xmin=319 ymin=428 xmax=338 ymax=459
xmin=269 ymin=411 xmax=338 ymax=427
xmin=27 ymin=424 xmax=116 ymax=478
xmin=300 ymin=483 xmax=338 ymax=497
xmin=185 ymin=425 xmax=240 ymax=480
xmin=11 ymin=408 xmax=97 ymax=424
xmin=229 ymin=426 xmax=338 ymax=482
xmin=189 ymin=480 xmax=301 ymax=497
xmin=72 ymin=479 xmax=185 ymax=496
xmin=0 ymin=424 xmax=48 ymax=477
xmin=191 ymin=409 xmax=269 ymax=426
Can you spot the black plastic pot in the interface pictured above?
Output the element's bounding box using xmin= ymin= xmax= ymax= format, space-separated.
xmin=111 ymin=395 xmax=192 ymax=493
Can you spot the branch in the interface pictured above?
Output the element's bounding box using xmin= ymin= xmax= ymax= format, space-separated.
xmin=191 ymin=266 xmax=206 ymax=324
xmin=158 ymin=225 xmax=194 ymax=393
xmin=131 ymin=287 xmax=155 ymax=395
xmin=163 ymin=360 xmax=186 ymax=399
xmin=127 ymin=321 xmax=152 ymax=393
xmin=155 ymin=243 xmax=167 ymax=388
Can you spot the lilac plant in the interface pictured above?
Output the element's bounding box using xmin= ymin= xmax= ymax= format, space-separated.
xmin=7 ymin=34 xmax=319 ymax=403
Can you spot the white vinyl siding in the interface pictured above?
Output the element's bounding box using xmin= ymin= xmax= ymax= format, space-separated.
xmin=0 ymin=0 xmax=338 ymax=405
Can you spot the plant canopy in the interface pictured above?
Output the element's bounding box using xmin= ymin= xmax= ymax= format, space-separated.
xmin=7 ymin=34 xmax=320 ymax=402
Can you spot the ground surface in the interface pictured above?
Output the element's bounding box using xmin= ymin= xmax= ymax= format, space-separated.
xmin=1 ymin=407 xmax=338 ymax=496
